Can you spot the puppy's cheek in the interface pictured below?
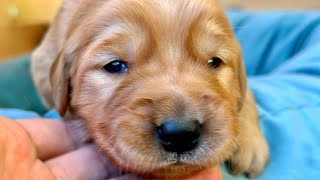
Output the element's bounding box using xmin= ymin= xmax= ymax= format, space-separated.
xmin=198 ymin=103 xmax=239 ymax=166
xmin=74 ymin=71 xmax=121 ymax=107
xmin=117 ymin=119 xmax=160 ymax=159
xmin=216 ymin=67 xmax=242 ymax=108
xmin=93 ymin=116 xmax=167 ymax=173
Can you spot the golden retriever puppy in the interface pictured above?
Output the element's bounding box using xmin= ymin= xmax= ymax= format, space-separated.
xmin=31 ymin=0 xmax=269 ymax=178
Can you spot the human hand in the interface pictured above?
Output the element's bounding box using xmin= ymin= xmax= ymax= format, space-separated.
xmin=0 ymin=117 xmax=221 ymax=180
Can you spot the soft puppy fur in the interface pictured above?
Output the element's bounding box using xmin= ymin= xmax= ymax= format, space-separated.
xmin=31 ymin=0 xmax=269 ymax=178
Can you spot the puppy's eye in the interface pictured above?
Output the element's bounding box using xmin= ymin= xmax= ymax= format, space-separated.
xmin=104 ymin=60 xmax=128 ymax=74
xmin=208 ymin=57 xmax=222 ymax=68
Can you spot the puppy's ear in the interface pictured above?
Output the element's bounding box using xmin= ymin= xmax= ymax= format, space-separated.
xmin=237 ymin=56 xmax=248 ymax=110
xmin=31 ymin=0 xmax=81 ymax=111
xmin=50 ymin=51 xmax=70 ymax=116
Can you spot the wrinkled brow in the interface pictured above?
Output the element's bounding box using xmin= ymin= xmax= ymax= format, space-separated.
xmin=79 ymin=21 xmax=150 ymax=69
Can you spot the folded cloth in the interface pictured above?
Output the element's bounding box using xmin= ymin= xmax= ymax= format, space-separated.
xmin=0 ymin=55 xmax=47 ymax=114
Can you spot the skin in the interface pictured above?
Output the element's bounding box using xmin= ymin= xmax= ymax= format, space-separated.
xmin=0 ymin=117 xmax=221 ymax=180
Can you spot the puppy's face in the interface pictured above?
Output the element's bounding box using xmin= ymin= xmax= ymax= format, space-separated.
xmin=52 ymin=0 xmax=246 ymax=178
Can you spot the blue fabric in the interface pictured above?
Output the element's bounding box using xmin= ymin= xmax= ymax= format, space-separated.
xmin=0 ymin=109 xmax=61 ymax=120
xmin=0 ymin=11 xmax=319 ymax=180
xmin=222 ymin=11 xmax=320 ymax=180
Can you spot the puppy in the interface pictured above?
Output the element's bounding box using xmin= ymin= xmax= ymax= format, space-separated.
xmin=31 ymin=0 xmax=269 ymax=178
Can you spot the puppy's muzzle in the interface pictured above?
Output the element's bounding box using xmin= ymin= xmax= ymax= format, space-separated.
xmin=156 ymin=120 xmax=201 ymax=154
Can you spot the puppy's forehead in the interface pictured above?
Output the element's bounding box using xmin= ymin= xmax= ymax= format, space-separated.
xmin=84 ymin=0 xmax=233 ymax=59
xmin=98 ymin=0 xmax=228 ymax=36
xmin=72 ymin=0 xmax=237 ymax=71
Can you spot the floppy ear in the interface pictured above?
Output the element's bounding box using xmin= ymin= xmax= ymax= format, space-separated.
xmin=31 ymin=0 xmax=81 ymax=112
xmin=237 ymin=55 xmax=248 ymax=111
xmin=50 ymin=52 xmax=70 ymax=116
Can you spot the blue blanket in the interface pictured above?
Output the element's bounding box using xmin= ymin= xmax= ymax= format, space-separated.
xmin=1 ymin=11 xmax=319 ymax=180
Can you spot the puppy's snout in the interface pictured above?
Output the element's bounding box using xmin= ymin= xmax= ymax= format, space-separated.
xmin=156 ymin=120 xmax=201 ymax=154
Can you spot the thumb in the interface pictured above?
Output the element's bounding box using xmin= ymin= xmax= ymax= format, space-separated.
xmin=46 ymin=145 xmax=120 ymax=180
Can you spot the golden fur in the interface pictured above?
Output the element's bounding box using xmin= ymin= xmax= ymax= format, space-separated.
xmin=32 ymin=0 xmax=269 ymax=178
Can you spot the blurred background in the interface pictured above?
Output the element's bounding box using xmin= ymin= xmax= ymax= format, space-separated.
xmin=0 ymin=0 xmax=319 ymax=60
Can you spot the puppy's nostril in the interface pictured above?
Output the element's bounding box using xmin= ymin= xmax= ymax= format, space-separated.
xmin=156 ymin=120 xmax=201 ymax=154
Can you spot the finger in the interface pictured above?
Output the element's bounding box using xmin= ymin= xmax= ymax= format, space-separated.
xmin=109 ymin=174 xmax=141 ymax=180
xmin=18 ymin=119 xmax=77 ymax=160
xmin=46 ymin=145 xmax=121 ymax=180
xmin=0 ymin=117 xmax=54 ymax=180
xmin=184 ymin=167 xmax=222 ymax=180
xmin=110 ymin=167 xmax=221 ymax=180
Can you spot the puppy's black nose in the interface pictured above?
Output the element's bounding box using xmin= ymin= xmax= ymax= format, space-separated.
xmin=156 ymin=120 xmax=201 ymax=154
